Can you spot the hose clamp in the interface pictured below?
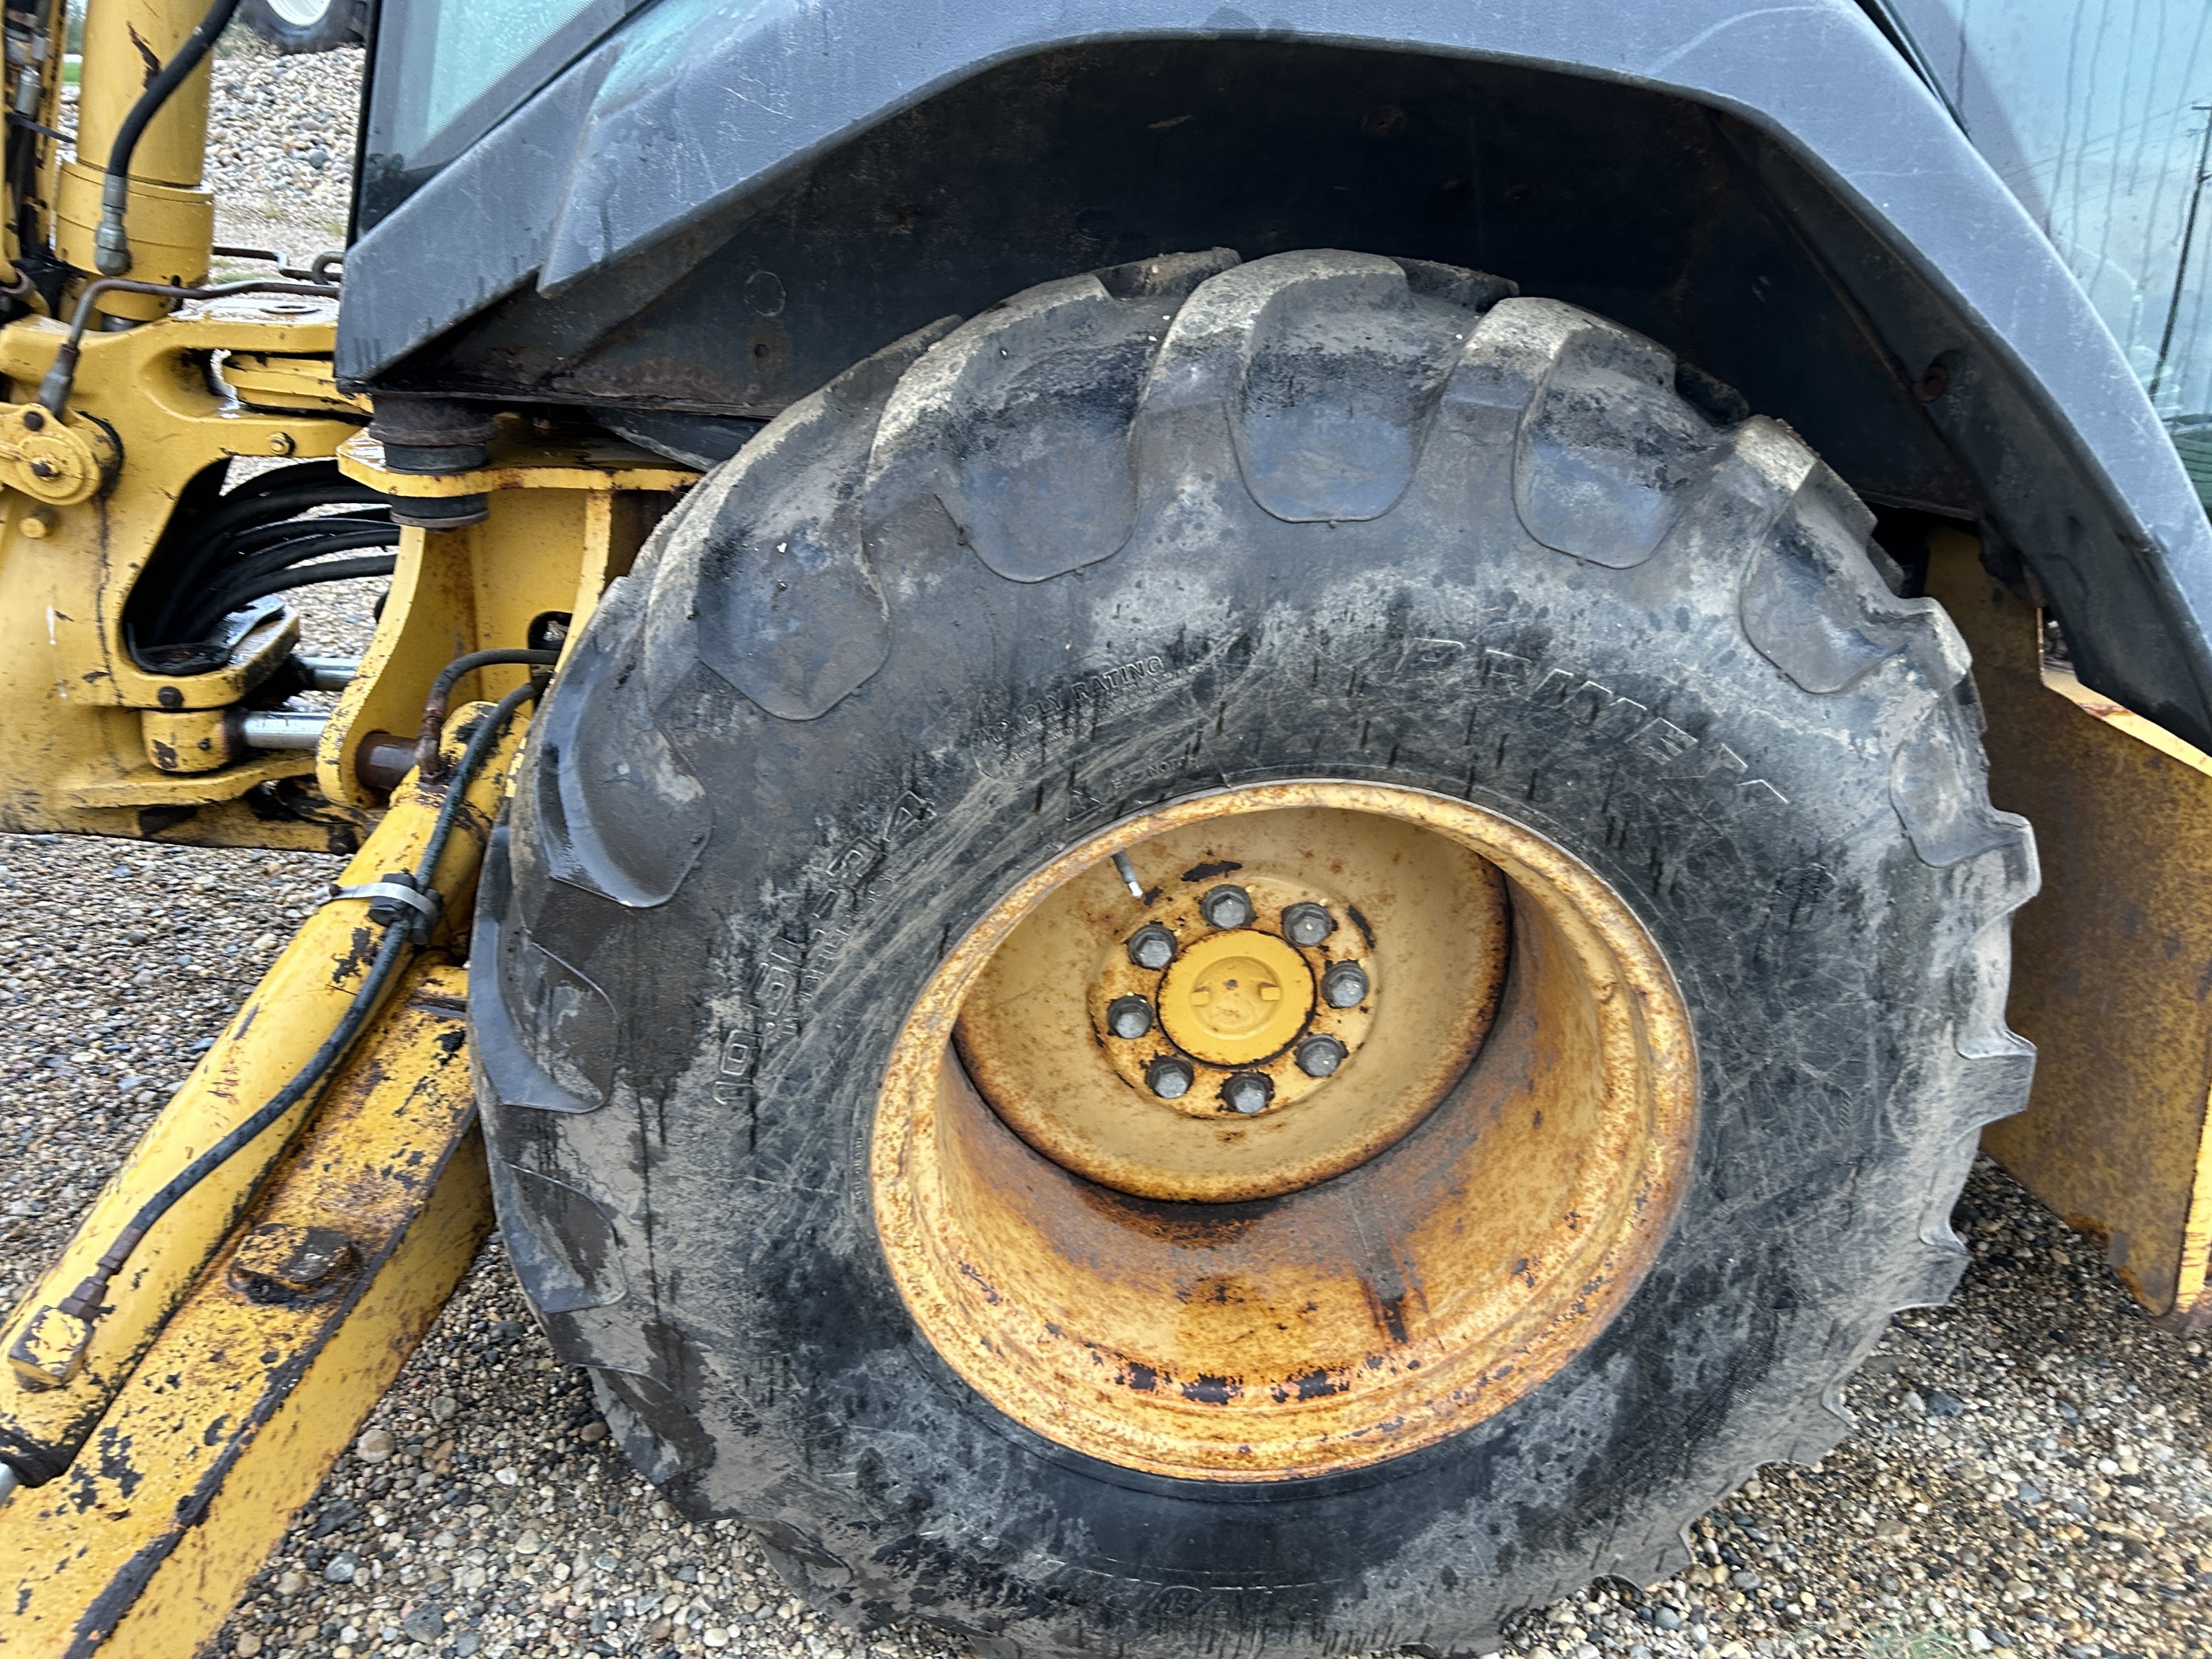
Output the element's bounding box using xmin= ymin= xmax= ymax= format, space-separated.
xmin=323 ymin=874 xmax=443 ymax=943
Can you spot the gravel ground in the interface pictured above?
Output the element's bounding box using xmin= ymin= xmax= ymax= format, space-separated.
xmin=7 ymin=27 xmax=2210 ymax=1659
xmin=204 ymin=38 xmax=363 ymax=267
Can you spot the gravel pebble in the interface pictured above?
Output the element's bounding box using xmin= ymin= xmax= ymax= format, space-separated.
xmin=6 ymin=32 xmax=2210 ymax=1659
xmin=204 ymin=36 xmax=362 ymax=267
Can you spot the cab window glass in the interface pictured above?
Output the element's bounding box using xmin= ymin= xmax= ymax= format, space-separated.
xmin=380 ymin=0 xmax=599 ymax=155
xmin=1888 ymin=0 xmax=2212 ymax=505
xmin=359 ymin=0 xmax=643 ymax=228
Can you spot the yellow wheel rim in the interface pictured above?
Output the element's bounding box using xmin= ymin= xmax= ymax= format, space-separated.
xmin=873 ymin=780 xmax=1697 ymax=1481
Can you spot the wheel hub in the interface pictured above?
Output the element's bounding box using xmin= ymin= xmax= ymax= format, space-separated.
xmin=955 ymin=805 xmax=1495 ymax=1201
xmin=1161 ymin=933 xmax=1306 ymax=1055
xmin=1092 ymin=871 xmax=1375 ymax=1120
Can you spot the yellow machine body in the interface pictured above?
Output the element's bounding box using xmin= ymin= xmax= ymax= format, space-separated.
xmin=1931 ymin=535 xmax=2212 ymax=1333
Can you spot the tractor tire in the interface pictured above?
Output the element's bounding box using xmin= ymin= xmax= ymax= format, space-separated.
xmin=475 ymin=250 xmax=2036 ymax=1659
xmin=237 ymin=0 xmax=366 ymax=54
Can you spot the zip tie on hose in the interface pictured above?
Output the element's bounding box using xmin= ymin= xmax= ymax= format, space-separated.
xmin=92 ymin=0 xmax=245 ymax=277
xmin=51 ymin=678 xmax=543 ymax=1331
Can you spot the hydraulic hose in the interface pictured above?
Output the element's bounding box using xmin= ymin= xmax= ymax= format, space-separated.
xmin=416 ymin=650 xmax=560 ymax=777
xmin=169 ymin=544 xmax=400 ymax=641
xmin=51 ymin=677 xmax=543 ymax=1333
xmin=93 ymin=0 xmax=244 ymax=276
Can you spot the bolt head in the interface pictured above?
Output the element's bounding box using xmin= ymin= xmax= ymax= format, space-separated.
xmin=1107 ymin=995 xmax=1154 ymax=1041
xmin=1321 ymin=962 xmax=1369 ymax=1008
xmin=1145 ymin=1056 xmax=1194 ymax=1100
xmin=1199 ymin=884 xmax=1254 ymax=930
xmin=1127 ymin=922 xmax=1177 ymax=971
xmin=1296 ymin=1035 xmax=1347 ymax=1078
xmin=1281 ymin=902 xmax=1336 ymax=947
xmin=1221 ymin=1071 xmax=1274 ymax=1115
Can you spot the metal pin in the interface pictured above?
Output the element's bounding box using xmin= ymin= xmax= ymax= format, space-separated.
xmin=1113 ymin=851 xmax=1143 ymax=899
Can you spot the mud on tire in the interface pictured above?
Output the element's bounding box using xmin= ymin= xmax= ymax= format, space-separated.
xmin=475 ymin=250 xmax=2037 ymax=1659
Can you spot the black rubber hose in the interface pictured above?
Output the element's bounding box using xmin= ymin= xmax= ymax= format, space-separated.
xmin=55 ymin=677 xmax=544 ymax=1328
xmin=207 ymin=512 xmax=396 ymax=567
xmin=177 ymin=555 xmax=397 ymax=628
xmin=166 ymin=479 xmax=389 ymax=575
xmin=94 ymin=0 xmax=245 ymax=276
xmin=148 ymin=472 xmax=388 ymax=635
xmin=207 ymin=501 xmax=392 ymax=549
xmin=57 ymin=926 xmax=411 ymax=1319
xmin=409 ymin=679 xmax=545 ymax=889
xmin=415 ymin=649 xmax=561 ymax=777
xmin=169 ymin=530 xmax=401 ymax=638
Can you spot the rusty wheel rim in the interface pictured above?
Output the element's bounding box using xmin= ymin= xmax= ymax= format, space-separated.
xmin=873 ymin=781 xmax=1696 ymax=1481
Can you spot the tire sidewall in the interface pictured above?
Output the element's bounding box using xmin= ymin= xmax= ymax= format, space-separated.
xmin=240 ymin=0 xmax=363 ymax=54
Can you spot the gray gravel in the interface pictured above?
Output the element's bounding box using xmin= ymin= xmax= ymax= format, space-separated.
xmin=204 ymin=38 xmax=362 ymax=267
xmin=6 ymin=30 xmax=2209 ymax=1659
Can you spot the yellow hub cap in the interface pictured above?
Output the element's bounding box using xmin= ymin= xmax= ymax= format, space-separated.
xmin=874 ymin=781 xmax=1696 ymax=1481
xmin=1156 ymin=930 xmax=1312 ymax=1064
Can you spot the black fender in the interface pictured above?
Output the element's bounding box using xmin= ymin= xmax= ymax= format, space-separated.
xmin=337 ymin=0 xmax=2212 ymax=750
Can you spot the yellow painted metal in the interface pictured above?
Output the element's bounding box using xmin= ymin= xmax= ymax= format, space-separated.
xmin=1156 ymin=929 xmax=1316 ymax=1066
xmin=1929 ymin=531 xmax=2212 ymax=1332
xmin=222 ymin=352 xmax=376 ymax=419
xmin=140 ymin=705 xmax=243 ymax=773
xmin=0 ymin=402 xmax=120 ymax=505
xmin=0 ymin=707 xmax=523 ymax=1481
xmin=0 ymin=962 xmax=492 ymax=1658
xmin=336 ymin=426 xmax=697 ymax=499
xmin=0 ymin=305 xmax=687 ymax=847
xmin=879 ymin=780 xmax=1695 ymax=1478
xmin=0 ymin=297 xmax=366 ymax=844
xmin=56 ymin=0 xmax=217 ymax=313
xmin=958 ymin=805 xmax=1506 ymax=1200
xmin=323 ymin=426 xmax=690 ymax=810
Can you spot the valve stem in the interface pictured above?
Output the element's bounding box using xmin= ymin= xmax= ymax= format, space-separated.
xmin=1112 ymin=851 xmax=1143 ymax=899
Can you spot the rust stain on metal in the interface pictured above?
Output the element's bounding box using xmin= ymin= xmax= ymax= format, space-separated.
xmin=1928 ymin=533 xmax=2212 ymax=1334
xmin=874 ymin=780 xmax=1697 ymax=1480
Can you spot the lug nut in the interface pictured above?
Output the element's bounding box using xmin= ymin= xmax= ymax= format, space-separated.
xmin=1321 ymin=962 xmax=1369 ymax=1008
xmin=1295 ymin=1035 xmax=1347 ymax=1078
xmin=1127 ymin=922 xmax=1177 ymax=971
xmin=1107 ymin=995 xmax=1154 ymax=1040
xmin=1220 ymin=1071 xmax=1274 ymax=1115
xmin=1145 ymin=1056 xmax=1194 ymax=1100
xmin=1280 ymin=902 xmax=1336 ymax=947
xmin=1199 ymin=884 xmax=1254 ymax=930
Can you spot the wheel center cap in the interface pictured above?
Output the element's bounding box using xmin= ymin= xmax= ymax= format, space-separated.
xmin=1187 ymin=956 xmax=1281 ymax=1036
xmin=1157 ymin=931 xmax=1314 ymax=1066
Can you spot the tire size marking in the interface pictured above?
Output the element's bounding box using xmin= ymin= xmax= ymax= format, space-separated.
xmin=969 ymin=655 xmax=1175 ymax=777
